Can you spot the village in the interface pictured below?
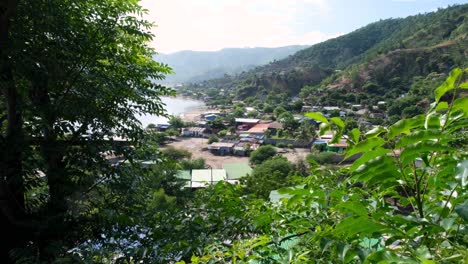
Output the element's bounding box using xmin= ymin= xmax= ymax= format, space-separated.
xmin=146 ymin=95 xmax=389 ymax=189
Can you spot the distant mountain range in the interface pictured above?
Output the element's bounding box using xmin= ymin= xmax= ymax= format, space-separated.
xmin=154 ymin=46 xmax=308 ymax=84
xmin=186 ymin=4 xmax=467 ymax=104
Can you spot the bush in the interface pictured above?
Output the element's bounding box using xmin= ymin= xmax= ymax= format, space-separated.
xmin=277 ymin=142 xmax=286 ymax=148
xmin=218 ymin=130 xmax=228 ymax=137
xmin=287 ymin=144 xmax=294 ymax=149
xmin=306 ymin=152 xmax=337 ymax=165
xmin=180 ymin=158 xmax=206 ymax=170
xmin=249 ymin=145 xmax=277 ymax=165
xmin=208 ymin=135 xmax=220 ymax=144
xmin=162 ymin=146 xmax=192 ymax=160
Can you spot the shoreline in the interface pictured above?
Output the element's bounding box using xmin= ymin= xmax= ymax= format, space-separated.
xmin=179 ymin=105 xmax=208 ymax=122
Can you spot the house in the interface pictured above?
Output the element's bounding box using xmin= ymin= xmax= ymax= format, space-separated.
xmin=182 ymin=127 xmax=207 ymax=137
xmin=245 ymin=107 xmax=256 ymax=113
xmin=246 ymin=123 xmax=270 ymax=136
xmin=235 ymin=118 xmax=260 ymax=130
xmin=301 ymin=105 xmax=313 ymax=112
xmin=223 ymin=163 xmax=252 ymax=182
xmin=190 ymin=169 xmax=227 ymax=188
xmin=176 ymin=169 xmax=231 ymax=188
xmin=323 ymin=106 xmax=340 ymax=111
xmin=326 ymin=139 xmax=348 ymax=153
xmin=156 ymin=123 xmax=170 ymax=131
xmin=267 ymin=121 xmax=283 ymax=135
xmin=204 ymin=113 xmax=219 ymax=121
xmin=370 ymin=112 xmax=386 ymax=119
xmin=208 ymin=142 xmax=235 ymax=155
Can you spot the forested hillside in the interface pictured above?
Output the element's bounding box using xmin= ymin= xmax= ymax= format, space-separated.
xmin=187 ymin=4 xmax=468 ymax=107
xmin=155 ymin=45 xmax=307 ymax=84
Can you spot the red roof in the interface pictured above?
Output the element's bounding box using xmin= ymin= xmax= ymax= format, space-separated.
xmin=247 ymin=123 xmax=270 ymax=133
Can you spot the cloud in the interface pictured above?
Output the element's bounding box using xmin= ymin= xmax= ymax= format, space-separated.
xmin=140 ymin=0 xmax=336 ymax=53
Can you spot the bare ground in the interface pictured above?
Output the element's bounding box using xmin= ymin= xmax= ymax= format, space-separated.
xmin=163 ymin=137 xmax=311 ymax=169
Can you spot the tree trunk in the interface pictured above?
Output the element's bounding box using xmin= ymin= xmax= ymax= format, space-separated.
xmin=0 ymin=1 xmax=27 ymax=262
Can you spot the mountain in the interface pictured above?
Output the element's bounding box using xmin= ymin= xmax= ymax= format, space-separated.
xmin=155 ymin=46 xmax=308 ymax=84
xmin=187 ymin=4 xmax=467 ymax=111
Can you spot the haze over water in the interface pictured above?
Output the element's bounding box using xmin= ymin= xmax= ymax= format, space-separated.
xmin=138 ymin=96 xmax=205 ymax=127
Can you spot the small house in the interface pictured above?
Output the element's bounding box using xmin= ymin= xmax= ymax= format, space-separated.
xmin=204 ymin=114 xmax=219 ymax=121
xmin=208 ymin=142 xmax=235 ymax=155
xmin=182 ymin=127 xmax=207 ymax=137
xmin=235 ymin=118 xmax=260 ymax=130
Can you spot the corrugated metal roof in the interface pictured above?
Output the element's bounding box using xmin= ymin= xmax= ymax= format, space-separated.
xmin=235 ymin=118 xmax=260 ymax=123
xmin=223 ymin=163 xmax=253 ymax=180
xmin=191 ymin=169 xmax=227 ymax=184
xmin=247 ymin=123 xmax=269 ymax=133
xmin=211 ymin=169 xmax=227 ymax=182
xmin=176 ymin=170 xmax=191 ymax=180
xmin=192 ymin=169 xmax=212 ymax=182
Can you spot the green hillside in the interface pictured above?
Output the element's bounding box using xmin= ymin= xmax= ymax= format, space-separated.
xmin=186 ymin=4 xmax=468 ymax=113
xmin=156 ymin=45 xmax=307 ymax=84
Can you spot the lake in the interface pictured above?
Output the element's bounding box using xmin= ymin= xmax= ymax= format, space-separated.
xmin=138 ymin=96 xmax=205 ymax=127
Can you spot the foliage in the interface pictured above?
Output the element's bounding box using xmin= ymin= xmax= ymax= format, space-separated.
xmin=242 ymin=157 xmax=295 ymax=199
xmin=0 ymin=0 xmax=175 ymax=260
xmin=169 ymin=115 xmax=186 ymax=129
xmin=162 ymin=146 xmax=192 ymax=160
xmin=194 ymin=68 xmax=468 ymax=263
xmin=249 ymin=145 xmax=278 ymax=165
xmin=180 ymin=158 xmax=206 ymax=170
xmin=208 ymin=135 xmax=220 ymax=144
xmin=307 ymin=151 xmax=338 ymax=165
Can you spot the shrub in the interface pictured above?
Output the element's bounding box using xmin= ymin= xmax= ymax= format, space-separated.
xmin=208 ymin=135 xmax=220 ymax=144
xmin=249 ymin=145 xmax=277 ymax=165
xmin=306 ymin=151 xmax=337 ymax=165
xmin=276 ymin=142 xmax=286 ymax=148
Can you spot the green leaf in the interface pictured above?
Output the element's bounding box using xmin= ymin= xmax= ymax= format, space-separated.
xmin=353 ymin=156 xmax=400 ymax=186
xmin=434 ymin=68 xmax=463 ymax=103
xmin=319 ymin=122 xmax=330 ymax=135
xmin=335 ymin=201 xmax=368 ymax=216
xmin=345 ymin=137 xmax=386 ymax=160
xmin=349 ymin=128 xmax=361 ymax=143
xmin=454 ymin=200 xmax=468 ymax=223
xmin=400 ymin=141 xmax=451 ymax=166
xmin=455 ymin=160 xmax=468 ymax=187
xmin=460 ymin=82 xmax=468 ymax=89
xmin=388 ymin=115 xmax=425 ymax=139
xmin=334 ymin=216 xmax=387 ymax=238
xmin=396 ymin=129 xmax=442 ymax=149
xmin=424 ymin=112 xmax=441 ymax=129
xmin=330 ymin=117 xmax=344 ymax=131
xmin=435 ymin=101 xmax=448 ymax=111
xmin=452 ymin=97 xmax=468 ymax=116
xmin=350 ymin=147 xmax=391 ymax=172
xmin=305 ymin=112 xmax=329 ymax=124
xmin=365 ymin=250 xmax=418 ymax=264
xmin=365 ymin=126 xmax=387 ymax=138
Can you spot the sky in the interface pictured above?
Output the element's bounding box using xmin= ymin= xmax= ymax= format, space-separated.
xmin=140 ymin=0 xmax=466 ymax=54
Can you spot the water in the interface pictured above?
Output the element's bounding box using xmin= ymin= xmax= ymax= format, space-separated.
xmin=138 ymin=96 xmax=205 ymax=127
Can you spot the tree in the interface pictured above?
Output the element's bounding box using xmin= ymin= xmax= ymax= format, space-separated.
xmin=249 ymin=145 xmax=277 ymax=165
xmin=162 ymin=146 xmax=192 ymax=160
xmin=208 ymin=135 xmax=220 ymax=144
xmin=168 ymin=115 xmax=185 ymax=129
xmin=274 ymin=106 xmax=287 ymax=118
xmin=0 ymin=0 xmax=172 ymax=261
xmin=242 ymin=157 xmax=294 ymax=199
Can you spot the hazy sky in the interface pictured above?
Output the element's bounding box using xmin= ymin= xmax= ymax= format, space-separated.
xmin=140 ymin=0 xmax=466 ymax=54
